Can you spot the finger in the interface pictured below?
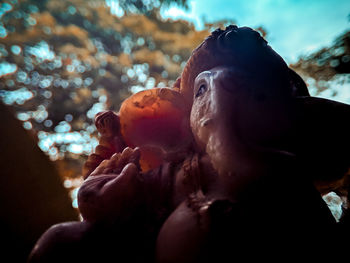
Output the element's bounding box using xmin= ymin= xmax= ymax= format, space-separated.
xmin=82 ymin=153 xmax=104 ymax=179
xmin=110 ymin=152 xmax=121 ymax=163
xmin=119 ymin=162 xmax=139 ymax=185
xmin=128 ymin=147 xmax=141 ymax=169
xmin=100 ymin=163 xmax=140 ymax=198
xmin=95 ymin=110 xmax=109 ymax=122
xmin=113 ymin=147 xmax=141 ymax=174
xmin=102 ymin=153 xmax=121 ymax=174
xmin=95 ymin=111 xmax=120 ymax=137
xmin=115 ymin=147 xmax=134 ymax=171
xmin=90 ymin=159 xmax=109 ymax=177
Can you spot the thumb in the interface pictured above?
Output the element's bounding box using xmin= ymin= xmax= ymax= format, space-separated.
xmin=100 ymin=163 xmax=140 ymax=198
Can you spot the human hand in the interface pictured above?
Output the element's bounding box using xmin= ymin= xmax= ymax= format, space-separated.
xmin=78 ymin=147 xmax=143 ymax=223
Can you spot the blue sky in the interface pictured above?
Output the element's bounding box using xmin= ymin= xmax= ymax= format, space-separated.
xmin=161 ymin=0 xmax=350 ymax=64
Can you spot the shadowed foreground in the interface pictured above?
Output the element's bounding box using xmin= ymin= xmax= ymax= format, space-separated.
xmin=0 ymin=102 xmax=78 ymax=262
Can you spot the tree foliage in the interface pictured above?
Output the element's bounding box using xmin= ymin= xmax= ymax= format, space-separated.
xmin=291 ymin=30 xmax=350 ymax=101
xmin=0 ymin=0 xmax=348 ymax=208
xmin=0 ymin=0 xmax=208 ymax=184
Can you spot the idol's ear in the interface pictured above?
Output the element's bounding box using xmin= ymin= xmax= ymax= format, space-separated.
xmin=294 ymin=96 xmax=350 ymax=182
xmin=288 ymin=68 xmax=310 ymax=97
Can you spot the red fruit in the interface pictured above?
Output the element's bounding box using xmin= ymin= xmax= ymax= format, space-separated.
xmin=119 ymin=88 xmax=191 ymax=171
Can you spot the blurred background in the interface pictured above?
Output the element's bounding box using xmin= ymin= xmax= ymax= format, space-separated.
xmin=0 ymin=0 xmax=349 ymax=261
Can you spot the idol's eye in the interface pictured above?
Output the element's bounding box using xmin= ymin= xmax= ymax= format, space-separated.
xmin=195 ymin=84 xmax=207 ymax=98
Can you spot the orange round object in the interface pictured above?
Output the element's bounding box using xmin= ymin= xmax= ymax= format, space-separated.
xmin=119 ymin=88 xmax=192 ymax=171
